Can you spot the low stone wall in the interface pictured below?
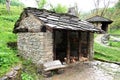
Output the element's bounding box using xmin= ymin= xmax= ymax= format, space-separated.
xmin=0 ymin=66 xmax=21 ymax=80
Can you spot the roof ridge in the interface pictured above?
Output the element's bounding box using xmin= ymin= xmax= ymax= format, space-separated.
xmin=24 ymin=7 xmax=79 ymax=18
xmin=86 ymin=15 xmax=113 ymax=23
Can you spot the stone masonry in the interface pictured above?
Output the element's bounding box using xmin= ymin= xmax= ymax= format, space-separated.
xmin=17 ymin=14 xmax=53 ymax=65
xmin=17 ymin=31 xmax=53 ymax=65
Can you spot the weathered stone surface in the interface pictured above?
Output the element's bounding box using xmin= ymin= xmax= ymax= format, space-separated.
xmin=101 ymin=34 xmax=110 ymax=44
xmin=18 ymin=14 xmax=43 ymax=32
xmin=88 ymin=32 xmax=94 ymax=60
xmin=17 ymin=31 xmax=53 ymax=65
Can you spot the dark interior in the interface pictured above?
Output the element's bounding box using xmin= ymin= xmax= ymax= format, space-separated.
xmin=55 ymin=30 xmax=67 ymax=62
xmin=101 ymin=23 xmax=108 ymax=32
xmin=54 ymin=30 xmax=88 ymax=62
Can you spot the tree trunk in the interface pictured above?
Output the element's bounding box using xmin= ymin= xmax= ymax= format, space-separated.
xmin=6 ymin=0 xmax=10 ymax=13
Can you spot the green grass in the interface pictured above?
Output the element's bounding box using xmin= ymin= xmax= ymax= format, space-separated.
xmin=0 ymin=4 xmax=23 ymax=15
xmin=0 ymin=4 xmax=43 ymax=80
xmin=109 ymin=41 xmax=120 ymax=48
xmin=0 ymin=4 xmax=22 ymax=77
xmin=94 ymin=42 xmax=120 ymax=61
xmin=109 ymin=29 xmax=120 ymax=34
xmin=0 ymin=53 xmax=20 ymax=77
xmin=21 ymin=58 xmax=44 ymax=80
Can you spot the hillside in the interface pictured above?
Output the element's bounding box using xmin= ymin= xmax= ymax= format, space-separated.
xmin=0 ymin=4 xmax=45 ymax=80
xmin=0 ymin=4 xmax=22 ymax=76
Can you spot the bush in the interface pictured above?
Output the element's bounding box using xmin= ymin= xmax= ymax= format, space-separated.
xmin=0 ymin=53 xmax=20 ymax=77
xmin=11 ymin=0 xmax=24 ymax=7
xmin=0 ymin=53 xmax=18 ymax=67
xmin=0 ymin=0 xmax=5 ymax=4
xmin=50 ymin=4 xmax=68 ymax=13
xmin=21 ymin=73 xmax=34 ymax=80
xmin=0 ymin=0 xmax=24 ymax=7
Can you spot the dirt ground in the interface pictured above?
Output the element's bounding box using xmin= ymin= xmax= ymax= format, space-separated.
xmin=45 ymin=61 xmax=120 ymax=80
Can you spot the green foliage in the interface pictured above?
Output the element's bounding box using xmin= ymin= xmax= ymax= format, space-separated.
xmin=94 ymin=42 xmax=120 ymax=61
xmin=38 ymin=0 xmax=68 ymax=13
xmin=21 ymin=58 xmax=44 ymax=80
xmin=109 ymin=41 xmax=120 ymax=48
xmin=83 ymin=2 xmax=120 ymax=31
xmin=0 ymin=4 xmax=44 ymax=79
xmin=115 ymin=0 xmax=120 ymax=9
xmin=0 ymin=4 xmax=23 ymax=15
xmin=10 ymin=0 xmax=24 ymax=7
xmin=22 ymin=73 xmax=34 ymax=80
xmin=0 ymin=0 xmax=5 ymax=4
xmin=0 ymin=53 xmax=19 ymax=67
xmin=111 ymin=17 xmax=120 ymax=28
xmin=0 ymin=0 xmax=24 ymax=6
xmin=105 ymin=7 xmax=120 ymax=30
xmin=0 ymin=4 xmax=22 ymax=77
xmin=0 ymin=53 xmax=20 ymax=77
xmin=38 ymin=0 xmax=46 ymax=9
xmin=50 ymin=4 xmax=68 ymax=13
xmin=109 ymin=29 xmax=120 ymax=34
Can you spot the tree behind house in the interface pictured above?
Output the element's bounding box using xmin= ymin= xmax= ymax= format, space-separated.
xmin=50 ymin=4 xmax=68 ymax=13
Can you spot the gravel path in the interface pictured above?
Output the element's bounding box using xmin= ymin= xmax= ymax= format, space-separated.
xmin=45 ymin=61 xmax=120 ymax=80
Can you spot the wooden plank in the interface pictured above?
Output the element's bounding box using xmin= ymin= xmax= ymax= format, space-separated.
xmin=43 ymin=60 xmax=67 ymax=71
xmin=67 ymin=31 xmax=70 ymax=63
xmin=44 ymin=60 xmax=62 ymax=68
xmin=44 ymin=65 xmax=67 ymax=71
xmin=53 ymin=30 xmax=56 ymax=60
xmin=78 ymin=31 xmax=81 ymax=60
xmin=87 ymin=32 xmax=90 ymax=59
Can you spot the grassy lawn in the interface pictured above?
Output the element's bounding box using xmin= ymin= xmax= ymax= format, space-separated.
xmin=109 ymin=41 xmax=120 ymax=48
xmin=0 ymin=4 xmax=22 ymax=77
xmin=109 ymin=29 xmax=120 ymax=34
xmin=0 ymin=4 xmax=42 ymax=80
xmin=94 ymin=42 xmax=120 ymax=62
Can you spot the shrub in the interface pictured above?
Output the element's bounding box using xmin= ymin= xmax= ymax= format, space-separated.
xmin=21 ymin=73 xmax=34 ymax=80
xmin=11 ymin=0 xmax=24 ymax=7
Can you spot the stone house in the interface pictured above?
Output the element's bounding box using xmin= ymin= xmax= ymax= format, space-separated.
xmin=13 ymin=7 xmax=102 ymax=65
xmin=86 ymin=15 xmax=113 ymax=32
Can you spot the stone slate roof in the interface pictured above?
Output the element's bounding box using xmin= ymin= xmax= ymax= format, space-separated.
xmin=86 ymin=15 xmax=113 ymax=24
xmin=13 ymin=7 xmax=103 ymax=33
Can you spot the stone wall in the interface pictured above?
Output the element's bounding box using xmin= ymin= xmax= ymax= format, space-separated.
xmin=88 ymin=32 xmax=94 ymax=60
xmin=93 ymin=23 xmax=102 ymax=30
xmin=19 ymin=13 xmax=43 ymax=32
xmin=17 ymin=31 xmax=53 ymax=65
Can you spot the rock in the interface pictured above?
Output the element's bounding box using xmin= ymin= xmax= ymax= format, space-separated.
xmin=101 ymin=34 xmax=110 ymax=44
xmin=0 ymin=76 xmax=7 ymax=80
xmin=110 ymin=63 xmax=119 ymax=69
xmin=91 ymin=61 xmax=102 ymax=66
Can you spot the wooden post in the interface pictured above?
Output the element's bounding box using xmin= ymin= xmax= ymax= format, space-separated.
xmin=87 ymin=32 xmax=90 ymax=60
xmin=88 ymin=32 xmax=94 ymax=60
xmin=67 ymin=30 xmax=70 ymax=63
xmin=53 ymin=30 xmax=56 ymax=60
xmin=78 ymin=31 xmax=81 ymax=61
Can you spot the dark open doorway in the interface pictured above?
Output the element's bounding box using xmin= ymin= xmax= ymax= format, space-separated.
xmin=101 ymin=23 xmax=108 ymax=32
xmin=53 ymin=30 xmax=80 ymax=63
xmin=53 ymin=30 xmax=90 ymax=63
xmin=54 ymin=30 xmax=67 ymax=62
